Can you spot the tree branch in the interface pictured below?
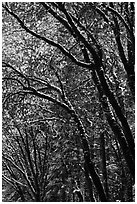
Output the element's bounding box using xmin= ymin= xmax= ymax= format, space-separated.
xmin=3 ymin=4 xmax=92 ymax=69
xmin=2 ymin=62 xmax=30 ymax=87
xmin=106 ymin=5 xmax=134 ymax=39
xmin=3 ymin=77 xmax=25 ymax=88
xmin=22 ymin=85 xmax=73 ymax=115
xmin=41 ymin=2 xmax=76 ymax=38
xmin=56 ymin=3 xmax=101 ymax=65
xmin=3 ymin=155 xmax=36 ymax=195
xmin=3 ymin=175 xmax=27 ymax=188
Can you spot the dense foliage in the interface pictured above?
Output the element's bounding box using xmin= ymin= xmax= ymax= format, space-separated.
xmin=2 ymin=2 xmax=134 ymax=202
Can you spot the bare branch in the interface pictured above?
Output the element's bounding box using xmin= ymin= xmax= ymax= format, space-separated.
xmin=41 ymin=2 xmax=75 ymax=38
xmin=3 ymin=91 xmax=26 ymax=107
xmin=69 ymin=13 xmax=102 ymax=59
xmin=3 ymin=77 xmax=25 ymax=88
xmin=28 ymin=117 xmax=65 ymax=124
xmin=3 ymin=175 xmax=27 ymax=188
xmin=95 ymin=6 xmax=114 ymax=26
xmin=2 ymin=62 xmax=30 ymax=87
xmin=21 ymin=85 xmax=73 ymax=115
xmin=106 ymin=5 xmax=134 ymax=38
xmin=49 ymin=61 xmax=66 ymax=99
xmin=28 ymin=76 xmax=62 ymax=95
xmin=2 ymin=175 xmax=16 ymax=187
xmin=3 ymin=155 xmax=36 ymax=195
xmin=56 ymin=3 xmax=100 ymax=65
xmin=3 ymin=4 xmax=92 ymax=69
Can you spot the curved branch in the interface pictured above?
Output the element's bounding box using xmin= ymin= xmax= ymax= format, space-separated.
xmin=41 ymin=2 xmax=76 ymax=38
xmin=3 ymin=5 xmax=92 ymax=69
xmin=3 ymin=155 xmax=36 ymax=196
xmin=55 ymin=3 xmax=101 ymax=65
xmin=69 ymin=13 xmax=102 ymax=60
xmin=3 ymin=91 xmax=25 ymax=107
xmin=3 ymin=77 xmax=25 ymax=88
xmin=3 ymin=175 xmax=27 ymax=188
xmin=49 ymin=62 xmax=67 ymax=101
xmin=23 ymin=86 xmax=73 ymax=115
xmin=106 ymin=4 xmax=134 ymax=41
xmin=2 ymin=175 xmax=16 ymax=188
xmin=95 ymin=6 xmax=113 ymax=26
xmin=23 ymin=82 xmax=107 ymax=201
xmin=2 ymin=62 xmax=30 ymax=87
xmin=28 ymin=76 xmax=62 ymax=95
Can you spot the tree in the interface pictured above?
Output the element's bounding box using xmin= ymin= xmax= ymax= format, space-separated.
xmin=2 ymin=2 xmax=134 ymax=202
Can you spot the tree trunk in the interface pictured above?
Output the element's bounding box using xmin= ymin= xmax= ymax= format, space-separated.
xmin=72 ymin=112 xmax=107 ymax=201
xmin=84 ymin=162 xmax=96 ymax=202
xmin=81 ymin=45 xmax=134 ymax=182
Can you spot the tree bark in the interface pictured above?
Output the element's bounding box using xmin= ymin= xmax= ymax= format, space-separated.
xmin=81 ymin=46 xmax=134 ymax=181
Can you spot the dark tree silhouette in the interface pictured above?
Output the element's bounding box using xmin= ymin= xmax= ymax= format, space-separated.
xmin=2 ymin=2 xmax=134 ymax=202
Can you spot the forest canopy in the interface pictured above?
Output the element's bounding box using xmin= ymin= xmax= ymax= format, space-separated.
xmin=2 ymin=2 xmax=135 ymax=202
